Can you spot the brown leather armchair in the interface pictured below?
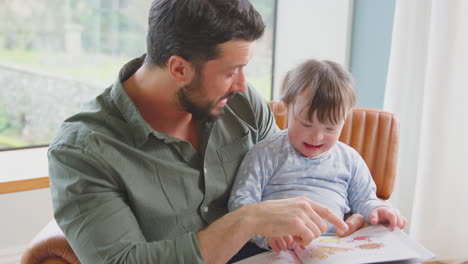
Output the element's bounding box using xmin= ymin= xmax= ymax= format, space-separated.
xmin=268 ymin=101 xmax=399 ymax=200
xmin=21 ymin=102 xmax=399 ymax=264
xmin=20 ymin=220 xmax=79 ymax=264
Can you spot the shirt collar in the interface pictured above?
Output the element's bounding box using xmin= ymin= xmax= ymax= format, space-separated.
xmin=109 ymin=55 xmax=216 ymax=147
xmin=110 ymin=54 xmax=155 ymax=147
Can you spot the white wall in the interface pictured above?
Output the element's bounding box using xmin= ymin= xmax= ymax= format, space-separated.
xmin=0 ymin=146 xmax=53 ymax=263
xmin=0 ymin=188 xmax=53 ymax=263
xmin=273 ymin=0 xmax=354 ymax=98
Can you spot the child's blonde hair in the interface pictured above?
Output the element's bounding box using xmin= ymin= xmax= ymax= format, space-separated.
xmin=281 ymin=59 xmax=355 ymax=125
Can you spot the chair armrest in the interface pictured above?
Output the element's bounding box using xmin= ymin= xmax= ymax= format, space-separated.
xmin=21 ymin=219 xmax=79 ymax=264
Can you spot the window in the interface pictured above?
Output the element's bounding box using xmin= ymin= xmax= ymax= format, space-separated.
xmin=0 ymin=0 xmax=276 ymax=150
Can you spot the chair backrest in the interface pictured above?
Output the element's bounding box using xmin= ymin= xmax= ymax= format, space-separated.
xmin=268 ymin=101 xmax=399 ymax=200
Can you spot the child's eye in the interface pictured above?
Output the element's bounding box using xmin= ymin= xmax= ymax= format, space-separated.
xmin=326 ymin=127 xmax=337 ymax=131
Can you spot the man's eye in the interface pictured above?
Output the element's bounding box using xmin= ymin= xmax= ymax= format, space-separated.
xmin=228 ymin=72 xmax=238 ymax=78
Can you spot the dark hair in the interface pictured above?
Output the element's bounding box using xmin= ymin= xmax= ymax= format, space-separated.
xmin=145 ymin=0 xmax=265 ymax=67
xmin=281 ymin=59 xmax=356 ymax=125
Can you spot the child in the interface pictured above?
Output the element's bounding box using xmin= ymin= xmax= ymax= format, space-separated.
xmin=228 ymin=59 xmax=406 ymax=252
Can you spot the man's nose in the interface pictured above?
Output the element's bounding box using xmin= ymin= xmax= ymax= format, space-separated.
xmin=232 ymin=68 xmax=247 ymax=93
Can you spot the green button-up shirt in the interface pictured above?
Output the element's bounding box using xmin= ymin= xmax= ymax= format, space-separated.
xmin=48 ymin=56 xmax=278 ymax=263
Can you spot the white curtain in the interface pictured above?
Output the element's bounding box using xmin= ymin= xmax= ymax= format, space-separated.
xmin=385 ymin=0 xmax=468 ymax=259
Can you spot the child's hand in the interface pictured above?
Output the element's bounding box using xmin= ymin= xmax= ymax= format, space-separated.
xmin=268 ymin=235 xmax=296 ymax=253
xmin=369 ymin=207 xmax=407 ymax=230
xmin=336 ymin=213 xmax=366 ymax=237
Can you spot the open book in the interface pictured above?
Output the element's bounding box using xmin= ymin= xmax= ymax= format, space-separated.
xmin=235 ymin=225 xmax=434 ymax=264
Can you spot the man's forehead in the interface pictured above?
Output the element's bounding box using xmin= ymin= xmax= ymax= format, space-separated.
xmin=216 ymin=40 xmax=255 ymax=63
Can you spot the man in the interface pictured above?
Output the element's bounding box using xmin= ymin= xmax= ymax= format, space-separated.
xmin=49 ymin=1 xmax=364 ymax=263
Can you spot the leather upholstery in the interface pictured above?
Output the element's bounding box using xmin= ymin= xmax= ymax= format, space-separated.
xmin=268 ymin=101 xmax=399 ymax=200
xmin=20 ymin=220 xmax=79 ymax=264
xmin=21 ymin=101 xmax=399 ymax=264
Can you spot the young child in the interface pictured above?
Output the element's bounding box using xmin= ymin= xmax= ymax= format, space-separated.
xmin=228 ymin=59 xmax=406 ymax=252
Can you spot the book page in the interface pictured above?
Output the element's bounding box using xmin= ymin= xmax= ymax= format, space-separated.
xmin=294 ymin=225 xmax=434 ymax=264
xmin=234 ymin=250 xmax=300 ymax=264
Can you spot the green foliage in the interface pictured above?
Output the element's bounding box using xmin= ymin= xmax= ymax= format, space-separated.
xmin=0 ymin=0 xmax=276 ymax=149
xmin=0 ymin=48 xmax=130 ymax=84
xmin=0 ymin=135 xmax=24 ymax=148
xmin=0 ymin=0 xmax=149 ymax=56
xmin=251 ymin=0 xmax=276 ymax=23
xmin=0 ymin=105 xmax=11 ymax=132
xmin=248 ymin=76 xmax=272 ymax=100
xmin=0 ymin=105 xmax=25 ymax=148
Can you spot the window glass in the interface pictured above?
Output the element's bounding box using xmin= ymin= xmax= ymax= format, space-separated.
xmin=0 ymin=0 xmax=275 ymax=150
xmin=246 ymin=0 xmax=275 ymax=100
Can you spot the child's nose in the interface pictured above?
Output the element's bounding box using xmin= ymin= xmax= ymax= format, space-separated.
xmin=310 ymin=132 xmax=324 ymax=143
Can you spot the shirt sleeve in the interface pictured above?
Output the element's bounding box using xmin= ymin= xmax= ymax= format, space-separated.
xmin=48 ymin=144 xmax=203 ymax=264
xmin=347 ymin=153 xmax=389 ymax=223
xmin=228 ymin=143 xmax=274 ymax=249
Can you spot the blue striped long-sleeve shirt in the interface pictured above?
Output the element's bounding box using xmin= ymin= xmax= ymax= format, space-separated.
xmin=228 ymin=130 xmax=385 ymax=249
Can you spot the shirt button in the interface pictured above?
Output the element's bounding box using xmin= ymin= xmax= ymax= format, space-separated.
xmin=203 ymin=206 xmax=209 ymax=213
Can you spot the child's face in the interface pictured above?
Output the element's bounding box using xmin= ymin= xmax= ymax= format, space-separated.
xmin=287 ymin=97 xmax=345 ymax=158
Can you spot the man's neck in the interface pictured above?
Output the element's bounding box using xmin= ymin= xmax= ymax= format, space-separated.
xmin=122 ymin=64 xmax=199 ymax=151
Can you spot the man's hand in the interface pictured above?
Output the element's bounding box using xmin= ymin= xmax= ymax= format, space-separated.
xmin=268 ymin=213 xmax=367 ymax=251
xmin=248 ymin=197 xmax=348 ymax=247
xmin=369 ymin=207 xmax=407 ymax=230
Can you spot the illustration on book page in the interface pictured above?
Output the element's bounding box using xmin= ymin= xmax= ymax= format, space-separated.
xmin=294 ymin=225 xmax=427 ymax=264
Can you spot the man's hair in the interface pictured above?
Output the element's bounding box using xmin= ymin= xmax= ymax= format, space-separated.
xmin=281 ymin=59 xmax=356 ymax=125
xmin=145 ymin=0 xmax=265 ymax=67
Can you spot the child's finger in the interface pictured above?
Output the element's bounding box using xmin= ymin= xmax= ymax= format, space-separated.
xmin=277 ymin=237 xmax=288 ymax=251
xmin=397 ymin=214 xmax=407 ymax=229
xmin=369 ymin=209 xmax=379 ymax=225
xmin=387 ymin=211 xmax=397 ymax=230
xmin=270 ymin=240 xmax=280 ymax=253
xmin=293 ymin=235 xmax=303 ymax=244
xmin=284 ymin=235 xmax=294 ymax=249
xmin=338 ymin=214 xmax=365 ymax=236
xmin=401 ymin=216 xmax=407 ymax=228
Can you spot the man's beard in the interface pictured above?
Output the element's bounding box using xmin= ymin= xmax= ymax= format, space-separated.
xmin=177 ymin=76 xmax=235 ymax=122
